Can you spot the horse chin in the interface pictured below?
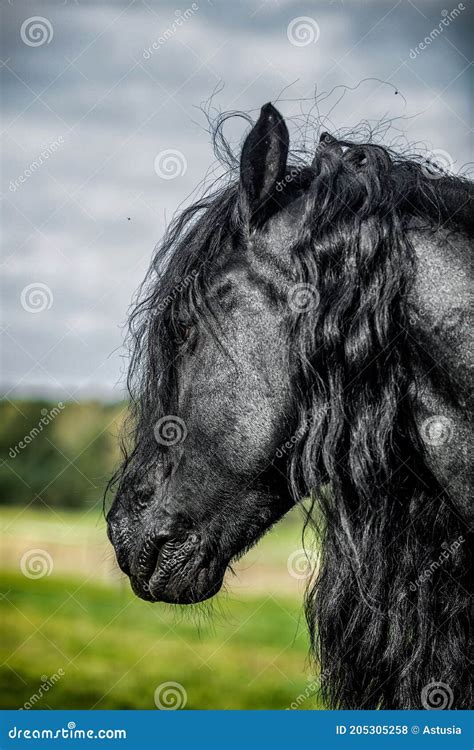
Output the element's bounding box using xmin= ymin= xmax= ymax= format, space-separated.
xmin=147 ymin=567 xmax=225 ymax=605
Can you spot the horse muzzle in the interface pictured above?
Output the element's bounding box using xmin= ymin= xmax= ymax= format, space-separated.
xmin=107 ymin=514 xmax=227 ymax=604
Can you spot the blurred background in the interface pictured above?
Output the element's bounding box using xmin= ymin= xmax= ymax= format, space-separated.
xmin=1 ymin=0 xmax=472 ymax=710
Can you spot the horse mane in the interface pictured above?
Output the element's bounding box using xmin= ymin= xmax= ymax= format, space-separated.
xmin=286 ymin=140 xmax=472 ymax=709
xmin=114 ymin=110 xmax=472 ymax=708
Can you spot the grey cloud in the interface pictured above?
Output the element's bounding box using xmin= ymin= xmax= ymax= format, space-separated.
xmin=1 ymin=0 xmax=472 ymax=399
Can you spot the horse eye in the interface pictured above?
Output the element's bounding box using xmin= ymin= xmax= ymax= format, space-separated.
xmin=176 ymin=321 xmax=192 ymax=342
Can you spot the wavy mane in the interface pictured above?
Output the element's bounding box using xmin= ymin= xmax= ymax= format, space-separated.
xmin=287 ymin=140 xmax=472 ymax=708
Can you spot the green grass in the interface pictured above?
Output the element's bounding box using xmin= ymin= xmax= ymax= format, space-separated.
xmin=0 ymin=396 xmax=323 ymax=710
xmin=0 ymin=506 xmax=324 ymax=710
xmin=0 ymin=571 xmax=323 ymax=710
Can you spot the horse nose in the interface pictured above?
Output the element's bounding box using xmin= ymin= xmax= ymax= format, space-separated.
xmin=106 ymin=506 xmax=132 ymax=576
xmin=106 ymin=516 xmax=118 ymax=546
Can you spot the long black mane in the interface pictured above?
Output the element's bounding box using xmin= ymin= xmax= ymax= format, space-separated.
xmin=115 ymin=114 xmax=472 ymax=709
xmin=288 ymin=139 xmax=472 ymax=709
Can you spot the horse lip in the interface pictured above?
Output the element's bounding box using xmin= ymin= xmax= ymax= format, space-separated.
xmin=151 ymin=539 xmax=184 ymax=582
xmin=128 ymin=533 xmax=198 ymax=601
xmin=147 ymin=537 xmax=200 ymax=594
xmin=148 ymin=560 xmax=226 ymax=604
xmin=126 ymin=530 xmax=229 ymax=604
xmin=129 ymin=532 xmax=171 ymax=599
xmin=148 ymin=538 xmax=228 ymax=604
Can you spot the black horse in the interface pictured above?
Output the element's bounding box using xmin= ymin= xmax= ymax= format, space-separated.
xmin=107 ymin=103 xmax=472 ymax=710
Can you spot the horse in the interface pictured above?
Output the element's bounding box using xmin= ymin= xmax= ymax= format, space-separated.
xmin=107 ymin=103 xmax=472 ymax=710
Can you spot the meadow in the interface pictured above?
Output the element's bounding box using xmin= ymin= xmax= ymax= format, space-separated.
xmin=0 ymin=506 xmax=322 ymax=710
xmin=0 ymin=399 xmax=323 ymax=710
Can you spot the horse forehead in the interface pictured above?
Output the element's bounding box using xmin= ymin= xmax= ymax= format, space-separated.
xmin=209 ymin=261 xmax=285 ymax=315
xmin=210 ymin=230 xmax=293 ymax=298
xmin=202 ymin=200 xmax=303 ymax=303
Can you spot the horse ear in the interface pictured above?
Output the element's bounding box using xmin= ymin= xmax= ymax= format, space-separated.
xmin=240 ymin=103 xmax=289 ymax=221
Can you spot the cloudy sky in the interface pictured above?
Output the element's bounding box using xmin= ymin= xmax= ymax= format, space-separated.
xmin=1 ymin=0 xmax=472 ymax=402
